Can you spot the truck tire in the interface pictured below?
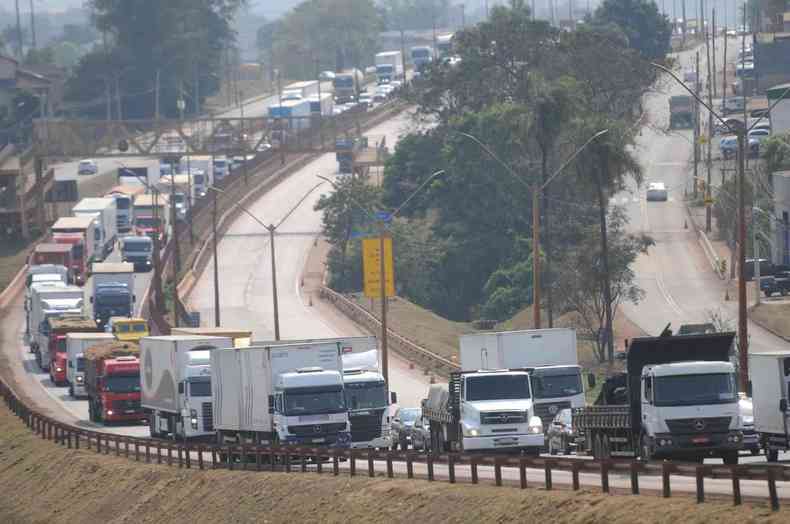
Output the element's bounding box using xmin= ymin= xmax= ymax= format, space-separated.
xmin=148 ymin=413 xmax=160 ymax=439
xmin=722 ymin=451 xmax=738 ymax=465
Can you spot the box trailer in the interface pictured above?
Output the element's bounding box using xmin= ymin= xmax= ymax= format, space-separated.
xmin=71 ymin=197 xmax=118 ymax=261
xmin=749 ymin=351 xmax=790 ymax=461
xmin=66 ymin=332 xmax=115 ymax=398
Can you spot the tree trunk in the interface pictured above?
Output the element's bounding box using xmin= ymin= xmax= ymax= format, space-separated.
xmin=596 ymin=156 xmax=615 ymax=362
xmin=541 ymin=148 xmax=554 ymax=327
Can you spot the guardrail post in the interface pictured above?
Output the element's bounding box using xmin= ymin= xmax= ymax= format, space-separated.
xmin=519 ymin=458 xmax=527 ymax=489
xmin=95 ymin=433 xmax=101 ymax=453
xmin=544 ymin=460 xmax=553 ymax=490
xmin=316 ymin=450 xmax=324 ymax=474
xmin=228 ymin=446 xmax=235 ymax=470
xmin=145 ymin=441 xmax=150 ymax=463
xmin=427 ymin=454 xmax=434 ymax=481
xmin=269 ymin=448 xmax=276 ymax=472
xmin=167 ymin=444 xmax=173 ymax=466
xmin=690 ymin=464 xmax=704 ymax=504
xmin=386 ymin=452 xmax=393 ymax=478
xmin=629 ymin=462 xmax=639 ymax=495
xmin=350 ymin=451 xmax=356 ymax=477
xmin=572 ymin=461 xmax=581 ymax=491
xmin=185 ymin=445 xmax=191 ymax=469
xmin=135 ymin=441 xmax=140 ymax=462
xmin=470 ymin=457 xmax=478 ymax=484
xmin=178 ymin=445 xmax=184 ymax=467
xmin=284 ymin=448 xmax=291 ymax=473
xmin=67 ymin=430 xmax=72 ymax=449
xmin=255 ymin=446 xmax=262 ymax=471
xmin=600 ymin=460 xmax=609 ymax=494
xmin=198 ymin=446 xmax=205 ymax=470
xmin=300 ymin=451 xmax=307 ymax=473
xmin=125 ymin=439 xmax=130 ymax=458
xmin=104 ymin=434 xmax=110 ymax=455
xmin=731 ymin=466 xmax=741 ymax=506
xmin=768 ymin=468 xmax=780 ymax=511
xmin=406 ymin=452 xmax=414 ymax=479
xmin=367 ymin=451 xmax=375 ymax=477
xmin=448 ymin=454 xmax=456 ymax=484
xmin=241 ymin=446 xmax=248 ymax=470
xmin=661 ymin=462 xmax=671 ymax=498
xmin=333 ymin=451 xmax=340 ymax=476
xmin=494 ymin=458 xmax=503 ymax=487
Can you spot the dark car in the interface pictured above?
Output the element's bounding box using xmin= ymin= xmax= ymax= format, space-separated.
xmin=391 ymin=407 xmax=420 ymax=450
xmin=409 ymin=414 xmax=431 ymax=452
xmin=760 ymin=271 xmax=790 ymax=297
xmin=546 ymin=408 xmax=576 ymax=455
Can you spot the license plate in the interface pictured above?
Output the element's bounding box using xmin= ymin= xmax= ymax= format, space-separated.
xmin=312 ymin=437 xmax=326 ymax=443
xmin=125 ymin=410 xmax=136 ymax=414
xmin=692 ymin=437 xmax=709 ymax=444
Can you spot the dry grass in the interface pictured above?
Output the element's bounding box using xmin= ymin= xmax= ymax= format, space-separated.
xmin=0 ymin=234 xmax=41 ymax=294
xmin=0 ymin=404 xmax=787 ymax=523
xmin=751 ymin=302 xmax=790 ymax=340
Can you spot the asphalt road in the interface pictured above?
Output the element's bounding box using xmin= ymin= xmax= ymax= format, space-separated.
xmin=186 ymin=110 xmax=433 ymax=410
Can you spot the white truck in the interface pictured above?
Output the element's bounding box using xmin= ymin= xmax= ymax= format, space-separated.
xmin=282 ymin=80 xmax=320 ymax=100
xmin=140 ymin=335 xmax=233 ymax=440
xmin=767 ymin=83 xmax=790 ymax=136
xmin=460 ymin=328 xmax=587 ymax=429
xmin=27 ymin=284 xmax=84 ymax=369
xmin=179 ymin=156 xmax=213 ymax=198
xmin=212 ymin=341 xmax=351 ymax=448
xmin=66 ymin=332 xmax=115 ymax=398
xmin=749 ymin=351 xmax=790 ymax=461
xmin=375 ymin=51 xmax=404 ymax=84
xmin=87 ymin=262 xmax=135 ymax=330
xmin=26 ymin=264 xmax=69 ymax=297
xmin=71 ymin=197 xmax=118 ymax=261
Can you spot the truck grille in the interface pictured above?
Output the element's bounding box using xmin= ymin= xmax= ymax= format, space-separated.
xmin=202 ymin=402 xmax=213 ymax=432
xmin=349 ymin=410 xmax=384 ymax=442
xmin=665 ymin=417 xmax=732 ymax=434
xmin=112 ymin=399 xmax=141 ymax=412
xmin=534 ymin=401 xmax=571 ymax=427
xmin=288 ymin=423 xmax=347 ymax=436
xmin=480 ymin=411 xmax=527 ymax=425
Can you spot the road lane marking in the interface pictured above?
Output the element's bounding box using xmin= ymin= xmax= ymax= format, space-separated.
xmin=655 ymin=271 xmax=684 ymax=316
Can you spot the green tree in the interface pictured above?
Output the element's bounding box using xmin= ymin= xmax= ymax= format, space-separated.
xmin=592 ymin=0 xmax=672 ymax=61
xmin=24 ymin=46 xmax=56 ymax=66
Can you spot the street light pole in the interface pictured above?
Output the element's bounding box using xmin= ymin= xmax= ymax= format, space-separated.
xmin=753 ymin=207 xmax=760 ymax=306
xmin=269 ymin=225 xmax=281 ymax=341
xmin=212 ymin=188 xmax=221 ymax=327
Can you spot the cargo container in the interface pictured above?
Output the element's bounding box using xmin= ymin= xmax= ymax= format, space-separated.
xmin=85 ymin=341 xmax=145 ymax=424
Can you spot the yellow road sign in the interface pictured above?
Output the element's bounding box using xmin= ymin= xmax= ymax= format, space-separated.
xmin=699 ymin=135 xmax=708 ymax=144
xmin=362 ymin=236 xmax=395 ymax=298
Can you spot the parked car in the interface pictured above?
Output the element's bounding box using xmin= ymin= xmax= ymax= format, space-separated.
xmin=391 ymin=407 xmax=420 ymax=450
xmin=720 ymin=135 xmax=738 ymax=159
xmin=646 ymin=182 xmax=668 ymax=201
xmin=410 ymin=414 xmax=431 ymax=452
xmin=546 ymin=408 xmax=576 ymax=455
xmin=78 ymin=159 xmax=98 ymax=175
xmin=748 ymin=128 xmax=770 ymax=145
xmin=760 ymin=271 xmax=790 ymax=297
xmin=319 ymin=70 xmax=336 ymax=81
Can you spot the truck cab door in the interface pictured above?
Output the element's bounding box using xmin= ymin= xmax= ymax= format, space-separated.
xmin=641 ymin=375 xmax=655 ymax=434
xmin=782 ymin=358 xmax=790 ymax=438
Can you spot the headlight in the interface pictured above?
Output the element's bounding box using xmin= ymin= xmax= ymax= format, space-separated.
xmin=76 ymin=376 xmax=84 ymax=383
xmin=56 ymin=367 xmax=63 ymax=372
xmin=528 ymin=416 xmax=543 ymax=434
xmin=462 ymin=426 xmax=480 ymax=437
xmin=106 ymin=410 xmax=114 ymax=416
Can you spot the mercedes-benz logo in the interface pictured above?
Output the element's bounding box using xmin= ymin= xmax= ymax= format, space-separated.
xmin=548 ymin=405 xmax=559 ymax=415
xmin=314 ymin=425 xmax=322 ymax=434
xmin=693 ymin=419 xmax=706 ymax=431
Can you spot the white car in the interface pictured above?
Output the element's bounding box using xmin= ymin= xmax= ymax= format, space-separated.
xmin=77 ymin=159 xmax=98 ymax=175
xmin=646 ymin=182 xmax=668 ymax=201
xmin=358 ymin=93 xmax=373 ymax=106
xmin=319 ymin=70 xmax=335 ymax=81
xmin=748 ymin=128 xmax=770 ymax=145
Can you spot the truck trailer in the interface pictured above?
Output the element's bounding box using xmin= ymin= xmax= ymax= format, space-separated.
xmin=333 ymin=69 xmax=364 ymax=103
xmin=460 ymin=329 xmax=588 ymax=429
xmin=85 ymin=341 xmax=145 ymax=424
xmin=212 ymin=341 xmax=351 ymax=448
xmin=28 ymin=284 xmax=84 ymax=368
xmin=51 ymin=216 xmax=97 ymax=284
xmin=374 ymin=51 xmax=404 ymax=84
xmin=573 ymin=331 xmax=742 ymax=463
xmin=141 ymin=335 xmax=234 ymax=439
xmin=749 ymin=351 xmax=790 ymax=461
xmin=71 ymin=197 xmax=118 ymax=261
xmin=29 ymin=244 xmax=73 ymax=282
xmin=171 ymin=327 xmax=252 ymax=347
xmin=66 ymin=332 xmax=115 ymax=398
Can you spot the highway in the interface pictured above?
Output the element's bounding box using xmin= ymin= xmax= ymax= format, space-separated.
xmin=186 ymin=110 xmax=433 ymax=409
xmin=620 ymin=39 xmax=789 ymax=355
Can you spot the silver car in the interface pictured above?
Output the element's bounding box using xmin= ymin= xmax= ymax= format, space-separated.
xmin=546 ymin=408 xmax=576 ymax=455
xmin=409 ymin=414 xmax=431 ymax=452
xmin=391 ymin=407 xmax=420 ymax=450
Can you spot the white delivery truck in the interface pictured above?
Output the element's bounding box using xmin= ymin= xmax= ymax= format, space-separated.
xmin=460 ymin=328 xmax=586 ymax=428
xmin=66 ymin=332 xmax=115 ymax=398
xmin=308 ymin=93 xmax=334 ymax=117
xmin=256 ymin=336 xmax=394 ymax=449
xmin=25 ymin=264 xmax=69 ymax=302
xmin=749 ymin=351 xmax=790 ymax=461
xmin=87 ymin=262 xmax=135 ymax=330
xmin=140 ymin=335 xmax=234 ymax=440
xmin=767 ymin=83 xmax=790 ymax=136
xmin=212 ymin=341 xmax=351 ymax=448
xmin=71 ymin=197 xmax=118 ymax=261
xmin=283 ymin=80 xmax=320 ymax=100
xmin=179 ymin=156 xmax=213 ymax=198
xmin=375 ymin=51 xmax=404 ymax=84
xmin=27 ymin=284 xmax=84 ymax=369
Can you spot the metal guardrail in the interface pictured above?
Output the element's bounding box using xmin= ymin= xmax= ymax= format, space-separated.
xmin=0 ymin=375 xmax=787 ymax=509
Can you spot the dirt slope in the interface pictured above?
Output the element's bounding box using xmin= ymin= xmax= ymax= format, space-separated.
xmin=0 ymin=406 xmax=786 ymax=523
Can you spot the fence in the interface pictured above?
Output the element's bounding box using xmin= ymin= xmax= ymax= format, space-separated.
xmin=1 ymin=376 xmax=788 ymax=509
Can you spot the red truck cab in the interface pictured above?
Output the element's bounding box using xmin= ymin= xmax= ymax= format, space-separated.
xmin=51 ymin=216 xmax=96 ymax=286
xmin=85 ymin=342 xmax=144 ymax=424
xmin=47 ymin=317 xmax=99 ymax=387
xmin=31 ymin=244 xmax=74 ymax=283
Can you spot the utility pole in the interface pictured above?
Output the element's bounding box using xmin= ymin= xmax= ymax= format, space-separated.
xmin=155 ymin=69 xmax=161 ymax=120
xmin=212 ymin=189 xmax=221 ymax=327
xmin=681 ymin=0 xmax=687 ymax=48
xmin=737 ymin=7 xmax=749 ymax=391
xmin=152 ymin=189 xmax=165 ymax=313
xmin=694 ymin=51 xmax=700 ymax=199
xmin=170 ymin=173 xmax=181 ymax=328
xmin=379 ymin=222 xmax=389 ymax=384
xmin=105 ymin=78 xmax=112 ymax=121
xmin=269 ymin=226 xmax=280 ymax=341
xmin=597 ymin=155 xmax=615 ymax=362
xmin=461 ymin=4 xmax=466 ymax=27
xmin=722 ymin=26 xmax=728 ymax=97
xmin=705 ymin=13 xmax=714 ymax=233
xmin=532 ymin=187 xmax=541 ymax=328
xmin=29 ymin=0 xmax=36 ymax=50
xmin=115 ymin=75 xmax=123 ymax=121
xmin=712 ymin=8 xmax=717 ymax=98
xmin=14 ymin=0 xmax=23 ymax=58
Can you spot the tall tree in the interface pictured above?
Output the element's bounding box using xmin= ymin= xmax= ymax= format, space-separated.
xmin=592 ymin=0 xmax=672 ymax=61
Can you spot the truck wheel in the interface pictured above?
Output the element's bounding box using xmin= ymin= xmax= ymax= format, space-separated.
xmin=548 ymin=438 xmax=557 ymax=455
xmin=767 ymin=449 xmax=779 ymax=463
xmin=722 ymin=452 xmax=738 ymax=465
xmin=640 ymin=434 xmax=653 ymax=462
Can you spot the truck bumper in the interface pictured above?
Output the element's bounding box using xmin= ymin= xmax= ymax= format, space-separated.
xmin=350 ymin=435 xmax=392 ymax=449
xmin=742 ymin=430 xmax=760 ymax=450
xmin=652 ymin=432 xmax=743 ymax=456
xmin=463 ymin=433 xmax=544 ymax=451
xmin=72 ymin=385 xmax=87 ymax=398
xmin=283 ymin=431 xmax=352 ymax=448
xmin=104 ymin=412 xmax=146 ymax=423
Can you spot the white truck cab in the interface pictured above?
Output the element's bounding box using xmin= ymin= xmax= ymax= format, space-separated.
xmin=344 ymin=368 xmax=392 ymax=449
xmin=640 ymin=361 xmax=742 ymax=458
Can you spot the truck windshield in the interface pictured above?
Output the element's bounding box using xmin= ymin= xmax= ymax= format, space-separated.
xmin=653 ymin=373 xmax=737 ymax=406
xmin=284 ymin=386 xmax=346 ymax=415
xmin=105 ymin=375 xmax=141 ymax=393
xmin=135 ymin=217 xmax=160 ymax=228
xmin=344 ymin=381 xmax=387 ymax=410
xmin=189 ymin=381 xmax=211 ymax=397
xmin=531 ymin=372 xmax=583 ymax=399
xmin=97 ymin=294 xmax=130 ymax=308
xmin=466 ymin=375 xmax=531 ymax=401
xmin=72 ymin=244 xmax=83 ymax=259
xmin=77 ymin=357 xmax=85 ymax=371
xmin=412 ymin=49 xmax=430 ymax=58
xmin=334 ymin=77 xmax=353 ymax=88
xmin=124 ymin=241 xmax=151 ymax=252
xmin=115 ymin=197 xmax=130 ymax=210
xmin=56 ymin=338 xmax=66 ymax=353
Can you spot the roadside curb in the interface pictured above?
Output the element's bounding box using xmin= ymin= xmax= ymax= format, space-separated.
xmin=684 ymin=201 xmax=725 ymax=279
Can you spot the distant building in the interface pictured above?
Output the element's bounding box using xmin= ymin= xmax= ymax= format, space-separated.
xmin=0 ymin=54 xmax=53 ymax=121
xmin=771 ymin=171 xmax=790 ymax=266
xmin=753 ymin=32 xmax=790 ymax=93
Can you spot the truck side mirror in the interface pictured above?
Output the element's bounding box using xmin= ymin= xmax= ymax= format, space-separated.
xmin=781 ymin=399 xmax=788 ymax=413
xmin=747 ymin=381 xmax=753 ymax=397
xmin=90 ymin=297 xmax=94 ymax=303
xmin=268 ymin=394 xmax=274 ymax=414
xmin=390 ymin=391 xmax=397 ymax=404
xmin=178 ymin=382 xmax=184 ymax=394
xmin=587 ymin=373 xmax=596 ymax=388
